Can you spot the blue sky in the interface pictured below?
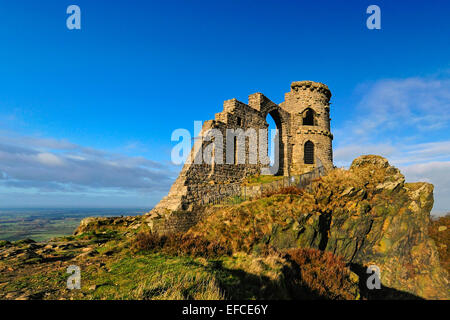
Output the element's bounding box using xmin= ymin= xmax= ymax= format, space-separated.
xmin=0 ymin=0 xmax=449 ymax=214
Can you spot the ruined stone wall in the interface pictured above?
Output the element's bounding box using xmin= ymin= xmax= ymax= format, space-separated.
xmin=150 ymin=81 xmax=334 ymax=215
xmin=152 ymin=97 xmax=274 ymax=212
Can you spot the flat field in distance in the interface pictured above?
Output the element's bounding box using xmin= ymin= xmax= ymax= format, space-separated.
xmin=0 ymin=208 xmax=149 ymax=242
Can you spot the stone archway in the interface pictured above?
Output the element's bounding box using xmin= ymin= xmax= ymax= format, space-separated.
xmin=264 ymin=108 xmax=285 ymax=176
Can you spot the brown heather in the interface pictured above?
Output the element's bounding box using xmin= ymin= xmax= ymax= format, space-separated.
xmin=132 ymin=231 xmax=232 ymax=258
xmin=262 ymin=186 xmax=305 ymax=197
xmin=286 ymin=248 xmax=359 ymax=300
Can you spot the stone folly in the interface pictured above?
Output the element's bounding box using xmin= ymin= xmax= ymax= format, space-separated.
xmin=152 ymin=81 xmax=334 ymax=215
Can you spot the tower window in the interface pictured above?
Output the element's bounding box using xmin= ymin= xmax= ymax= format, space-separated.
xmin=303 ymin=109 xmax=314 ymax=126
xmin=304 ymin=141 xmax=314 ymax=164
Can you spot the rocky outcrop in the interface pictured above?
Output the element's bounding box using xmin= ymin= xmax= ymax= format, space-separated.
xmin=188 ymin=155 xmax=449 ymax=299
xmin=316 ymin=155 xmax=448 ymax=299
xmin=74 ymin=216 xmax=143 ymax=236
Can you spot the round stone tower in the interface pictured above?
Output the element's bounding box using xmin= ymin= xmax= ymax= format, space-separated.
xmin=280 ymin=81 xmax=333 ymax=175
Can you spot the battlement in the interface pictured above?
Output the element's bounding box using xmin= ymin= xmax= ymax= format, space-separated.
xmin=290 ymin=80 xmax=331 ymax=99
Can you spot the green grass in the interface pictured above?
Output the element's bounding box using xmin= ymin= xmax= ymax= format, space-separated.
xmin=243 ymin=175 xmax=284 ymax=186
xmin=0 ymin=248 xmax=293 ymax=300
xmin=221 ymin=196 xmax=247 ymax=205
xmin=79 ymin=252 xmax=225 ymax=300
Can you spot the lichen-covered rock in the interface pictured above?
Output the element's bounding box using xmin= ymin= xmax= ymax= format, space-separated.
xmin=189 ymin=155 xmax=449 ymax=299
xmin=74 ymin=216 xmax=143 ymax=236
xmin=319 ymin=156 xmax=448 ymax=299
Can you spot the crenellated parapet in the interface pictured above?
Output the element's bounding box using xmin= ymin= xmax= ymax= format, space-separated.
xmin=290 ymin=80 xmax=331 ymax=99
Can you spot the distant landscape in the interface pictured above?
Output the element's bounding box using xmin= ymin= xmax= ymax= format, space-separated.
xmin=0 ymin=208 xmax=149 ymax=242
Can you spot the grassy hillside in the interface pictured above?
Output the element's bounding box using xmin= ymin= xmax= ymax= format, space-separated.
xmin=1 ymin=156 xmax=448 ymax=300
xmin=0 ymin=228 xmax=359 ymax=300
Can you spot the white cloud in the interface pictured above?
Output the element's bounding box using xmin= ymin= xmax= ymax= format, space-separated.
xmin=334 ymin=141 xmax=450 ymax=216
xmin=333 ymin=75 xmax=450 ymax=216
xmin=333 ymin=143 xmax=396 ymax=167
xmin=401 ymin=162 xmax=450 ymax=215
xmin=335 ymin=77 xmax=450 ymax=145
xmin=36 ymin=152 xmax=65 ymax=166
xmin=400 ymin=141 xmax=450 ymax=164
xmin=360 ymin=77 xmax=450 ymax=130
xmin=334 ymin=140 xmax=450 ymax=167
xmin=0 ymin=132 xmax=176 ymax=195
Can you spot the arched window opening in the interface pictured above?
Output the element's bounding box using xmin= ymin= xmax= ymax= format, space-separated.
xmin=304 ymin=141 xmax=314 ymax=164
xmin=303 ymin=109 xmax=315 ymax=126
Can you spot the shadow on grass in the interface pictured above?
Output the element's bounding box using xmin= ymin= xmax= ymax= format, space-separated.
xmin=202 ymin=259 xmax=325 ymax=300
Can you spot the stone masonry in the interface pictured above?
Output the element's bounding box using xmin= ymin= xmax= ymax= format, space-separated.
xmin=151 ymin=81 xmax=334 ymax=216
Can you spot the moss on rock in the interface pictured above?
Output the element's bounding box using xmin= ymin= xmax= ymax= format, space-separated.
xmin=188 ymin=155 xmax=449 ymax=299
